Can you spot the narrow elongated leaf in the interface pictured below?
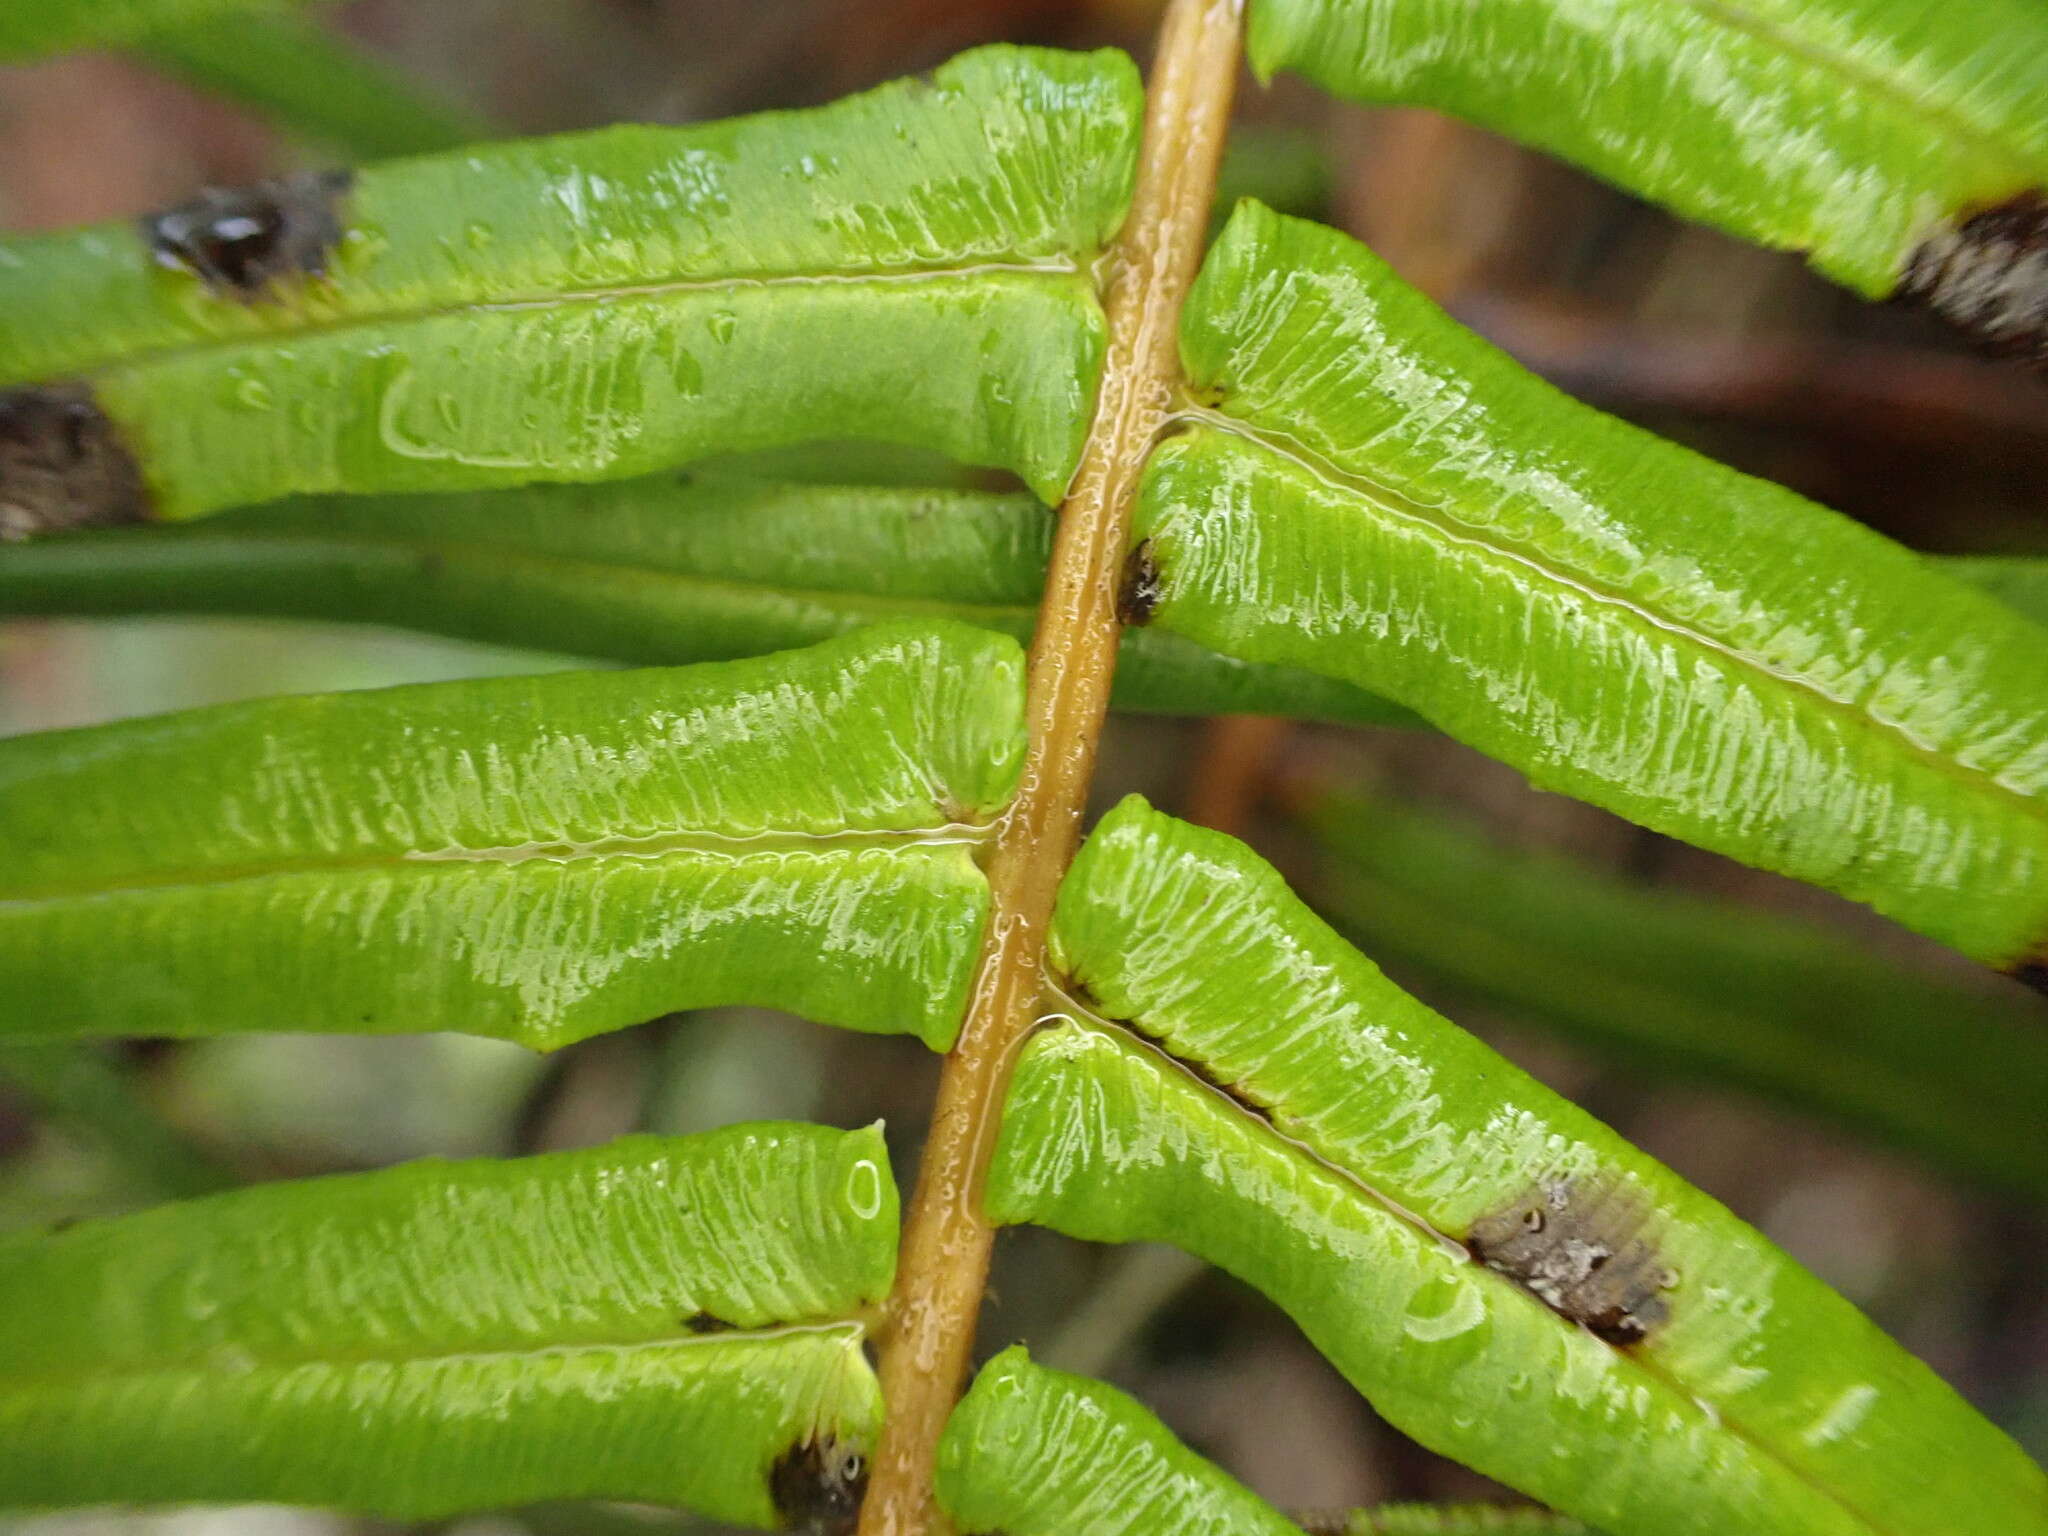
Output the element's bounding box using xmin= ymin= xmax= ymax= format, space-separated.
xmin=936 ymin=1346 xmax=1306 ymax=1536
xmin=1142 ymin=203 xmax=2048 ymax=969
xmin=0 ymin=620 xmax=1023 ymax=1049
xmin=0 ymin=471 xmax=1419 ymax=726
xmin=1298 ymin=791 xmax=2048 ymax=1197
xmin=988 ymin=797 xmax=2048 ymax=1536
xmin=0 ymin=45 xmax=1139 ymax=520
xmin=0 ymin=0 xmax=313 ymax=60
xmin=1246 ymin=0 xmax=2048 ymax=340
xmin=140 ymin=14 xmax=484 ymax=159
xmin=0 ymin=1122 xmax=895 ymax=1522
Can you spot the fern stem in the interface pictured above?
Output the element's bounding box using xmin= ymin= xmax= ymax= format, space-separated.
xmin=858 ymin=6 xmax=1245 ymax=1532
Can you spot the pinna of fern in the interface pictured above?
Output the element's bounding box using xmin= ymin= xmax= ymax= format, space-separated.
xmin=1 ymin=6 xmax=2046 ymax=1536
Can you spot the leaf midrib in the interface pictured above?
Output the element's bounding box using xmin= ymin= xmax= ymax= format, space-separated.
xmin=1182 ymin=414 xmax=2048 ymax=826
xmin=65 ymin=258 xmax=1086 ymax=385
xmin=1 ymin=823 xmax=992 ymax=905
xmin=1052 ymin=1001 xmax=1890 ymax=1536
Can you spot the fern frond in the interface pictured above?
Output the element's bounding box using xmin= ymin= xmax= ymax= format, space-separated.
xmin=0 ymin=46 xmax=1141 ymax=519
xmin=988 ymin=797 xmax=2048 ymax=1536
xmin=1247 ymin=0 xmax=2048 ymax=336
xmin=937 ymin=1347 xmax=1307 ymax=1536
xmin=0 ymin=622 xmax=1024 ymax=1048
xmin=1144 ymin=202 xmax=2048 ymax=967
xmin=0 ymin=1122 xmax=895 ymax=1521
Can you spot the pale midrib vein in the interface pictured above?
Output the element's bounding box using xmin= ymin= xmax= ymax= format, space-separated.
xmin=5 ymin=1316 xmax=868 ymax=1398
xmin=2 ymin=823 xmax=992 ymax=905
xmin=1044 ymin=992 xmax=1888 ymax=1536
xmin=1182 ymin=412 xmax=2048 ymax=825
xmin=1672 ymin=0 xmax=2036 ymax=182
xmin=74 ymin=257 xmax=1086 ymax=383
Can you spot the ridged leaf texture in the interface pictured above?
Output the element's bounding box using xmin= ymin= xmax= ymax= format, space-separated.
xmin=0 ymin=469 xmax=1415 ymax=726
xmin=1246 ymin=0 xmax=2048 ymax=302
xmin=1141 ymin=202 xmax=2048 ymax=967
xmin=1299 ymin=791 xmax=2048 ymax=1197
xmin=987 ymin=797 xmax=2048 ymax=1536
xmin=0 ymin=621 xmax=1025 ymax=1049
xmin=0 ymin=45 xmax=1140 ymax=516
xmin=936 ymin=1347 xmax=1309 ymax=1536
xmin=0 ymin=1122 xmax=896 ymax=1522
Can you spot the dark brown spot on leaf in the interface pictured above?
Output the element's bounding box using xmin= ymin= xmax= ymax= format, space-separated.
xmin=1116 ymin=537 xmax=1163 ymax=627
xmin=2007 ymin=952 xmax=2048 ymax=998
xmin=682 ymin=1310 xmax=734 ymax=1333
xmin=1465 ymin=1176 xmax=1669 ymax=1346
xmin=770 ymin=1436 xmax=867 ymax=1536
xmin=1899 ymin=192 xmax=2048 ymax=368
xmin=0 ymin=384 xmax=150 ymax=540
xmin=143 ymin=169 xmax=353 ymax=300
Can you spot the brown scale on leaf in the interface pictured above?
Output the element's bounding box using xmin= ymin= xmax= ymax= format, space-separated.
xmin=1464 ymin=1175 xmax=1673 ymax=1347
xmin=0 ymin=384 xmax=150 ymax=541
xmin=1897 ymin=191 xmax=2048 ymax=368
xmin=769 ymin=1436 xmax=868 ymax=1536
xmin=142 ymin=168 xmax=353 ymax=300
xmin=1116 ymin=537 xmax=1163 ymax=626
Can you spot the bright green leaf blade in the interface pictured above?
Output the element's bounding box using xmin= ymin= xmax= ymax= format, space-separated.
xmin=936 ymin=1346 xmax=1307 ymax=1536
xmin=1146 ymin=203 xmax=2048 ymax=968
xmin=1245 ymin=0 xmax=2048 ymax=303
xmin=139 ymin=13 xmax=485 ymax=160
xmin=1297 ymin=791 xmax=2048 ymax=1198
xmin=989 ymin=796 xmax=2048 ymax=1536
xmin=0 ymin=471 xmax=1421 ymax=727
xmin=0 ymin=621 xmax=1024 ymax=1049
xmin=0 ymin=0 xmax=313 ymax=59
xmin=0 ymin=1122 xmax=895 ymax=1521
xmin=0 ymin=45 xmax=1141 ymax=513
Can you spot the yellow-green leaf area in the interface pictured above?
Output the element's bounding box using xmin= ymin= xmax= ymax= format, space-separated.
xmin=0 ymin=1122 xmax=896 ymax=1522
xmin=936 ymin=1347 xmax=1308 ymax=1536
xmin=1246 ymin=0 xmax=2048 ymax=295
xmin=0 ymin=45 xmax=1142 ymax=508
xmin=1147 ymin=203 xmax=2048 ymax=965
xmin=999 ymin=796 xmax=2048 ymax=1536
xmin=0 ymin=622 xmax=1025 ymax=1048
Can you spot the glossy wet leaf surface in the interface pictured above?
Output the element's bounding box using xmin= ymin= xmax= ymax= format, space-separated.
xmin=937 ymin=1347 xmax=1307 ymax=1536
xmin=1143 ymin=203 xmax=2048 ymax=967
xmin=988 ymin=798 xmax=2048 ymax=1536
xmin=0 ymin=1121 xmax=895 ymax=1521
xmin=0 ymin=621 xmax=1025 ymax=1048
xmin=0 ymin=45 xmax=1141 ymax=514
xmin=1248 ymin=0 xmax=2048 ymax=303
